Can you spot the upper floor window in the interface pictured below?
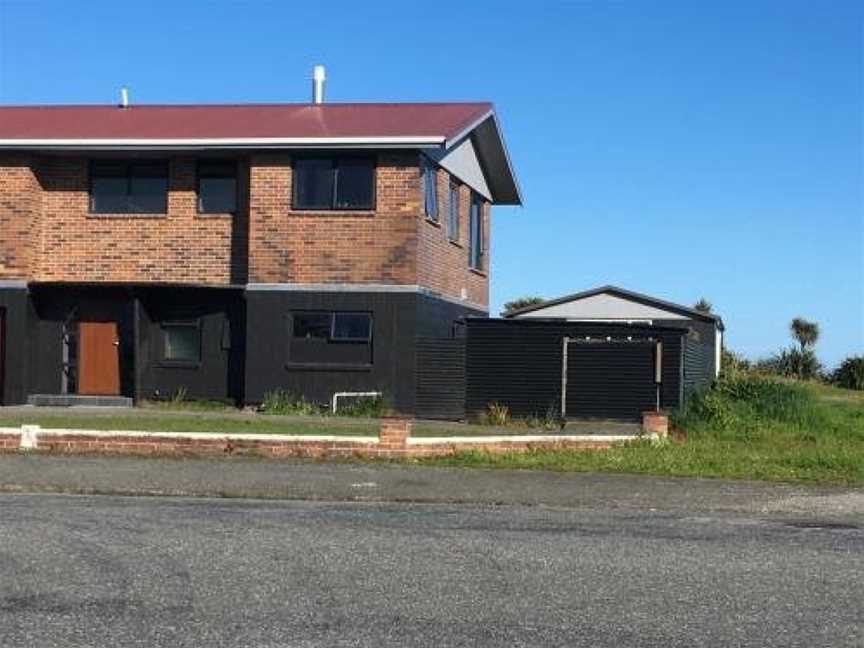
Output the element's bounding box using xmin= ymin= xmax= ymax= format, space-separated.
xmin=448 ymin=181 xmax=460 ymax=242
xmin=421 ymin=157 xmax=438 ymax=222
xmin=90 ymin=160 xmax=168 ymax=214
xmin=469 ymin=193 xmax=483 ymax=271
xmin=197 ymin=160 xmax=237 ymax=214
xmin=292 ymin=157 xmax=375 ymax=210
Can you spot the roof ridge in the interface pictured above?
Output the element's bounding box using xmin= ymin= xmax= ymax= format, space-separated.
xmin=0 ymin=101 xmax=494 ymax=109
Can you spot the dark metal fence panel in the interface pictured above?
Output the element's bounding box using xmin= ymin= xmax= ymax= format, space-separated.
xmin=566 ymin=341 xmax=656 ymax=421
xmin=465 ymin=319 xmax=685 ymax=420
xmin=415 ymin=337 xmax=466 ymax=420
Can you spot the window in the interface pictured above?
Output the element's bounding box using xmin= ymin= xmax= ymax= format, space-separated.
xmin=421 ymin=157 xmax=438 ymax=222
xmin=293 ymin=157 xmax=375 ymax=210
xmin=293 ymin=312 xmax=332 ymax=340
xmin=90 ymin=160 xmax=168 ymax=214
xmin=162 ymin=320 xmax=201 ymax=363
xmin=469 ymin=193 xmax=483 ymax=270
xmin=448 ymin=181 xmax=460 ymax=241
xmin=292 ymin=312 xmax=372 ymax=342
xmin=198 ymin=160 xmax=237 ymax=213
xmin=290 ymin=311 xmax=373 ymax=365
xmin=332 ymin=312 xmax=372 ymax=341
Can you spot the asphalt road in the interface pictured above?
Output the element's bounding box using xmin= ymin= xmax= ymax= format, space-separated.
xmin=1 ymin=492 xmax=862 ymax=647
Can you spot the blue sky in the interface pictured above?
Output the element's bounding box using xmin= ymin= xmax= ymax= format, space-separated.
xmin=1 ymin=0 xmax=861 ymax=367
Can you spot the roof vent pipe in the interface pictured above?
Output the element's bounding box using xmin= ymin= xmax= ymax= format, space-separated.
xmin=119 ymin=86 xmax=129 ymax=109
xmin=312 ymin=65 xmax=326 ymax=104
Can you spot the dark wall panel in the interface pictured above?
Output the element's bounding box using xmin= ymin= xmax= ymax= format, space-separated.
xmin=415 ymin=337 xmax=466 ymax=420
xmin=0 ymin=288 xmax=30 ymax=405
xmin=245 ymin=291 xmax=479 ymax=412
xmin=136 ymin=288 xmax=244 ymax=403
xmin=683 ymin=336 xmax=715 ymax=397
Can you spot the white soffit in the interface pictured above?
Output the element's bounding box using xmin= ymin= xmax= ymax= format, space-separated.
xmin=514 ymin=292 xmax=691 ymax=320
xmin=427 ymin=137 xmax=492 ymax=202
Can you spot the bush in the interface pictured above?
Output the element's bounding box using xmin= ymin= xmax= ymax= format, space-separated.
xmin=754 ymin=347 xmax=822 ymax=380
xmin=674 ymin=374 xmax=824 ymax=433
xmin=484 ymin=402 xmax=511 ymax=426
xmin=720 ymin=348 xmax=750 ymax=376
xmin=832 ymin=356 xmax=864 ymax=391
xmin=335 ymin=395 xmax=386 ymax=417
xmin=260 ymin=390 xmax=323 ymax=416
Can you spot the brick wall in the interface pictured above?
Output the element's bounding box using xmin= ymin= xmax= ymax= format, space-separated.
xmin=0 ymin=152 xmax=490 ymax=305
xmin=416 ymin=162 xmax=490 ymax=308
xmin=0 ymin=155 xmax=40 ymax=280
xmin=32 ymin=157 xmax=245 ymax=284
xmin=248 ymin=152 xmax=420 ymax=285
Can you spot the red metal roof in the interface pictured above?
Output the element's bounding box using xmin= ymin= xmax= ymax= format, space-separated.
xmin=0 ymin=102 xmax=493 ymax=140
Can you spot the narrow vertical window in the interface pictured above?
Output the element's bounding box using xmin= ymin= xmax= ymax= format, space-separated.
xmin=469 ymin=193 xmax=483 ymax=270
xmin=448 ymin=181 xmax=460 ymax=241
xmin=198 ymin=160 xmax=238 ymax=213
xmin=422 ymin=157 xmax=438 ymax=222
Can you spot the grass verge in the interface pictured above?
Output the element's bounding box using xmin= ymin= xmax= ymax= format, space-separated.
xmin=421 ymin=378 xmax=864 ymax=486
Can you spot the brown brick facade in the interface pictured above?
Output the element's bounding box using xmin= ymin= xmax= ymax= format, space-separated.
xmin=0 ymin=155 xmax=41 ymax=280
xmin=33 ymin=157 xmax=245 ymax=284
xmin=0 ymin=152 xmax=490 ymax=306
xmin=416 ymin=161 xmax=490 ymax=307
xmin=248 ymin=152 xmax=420 ymax=286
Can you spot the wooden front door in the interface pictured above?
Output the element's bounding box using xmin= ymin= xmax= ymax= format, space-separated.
xmin=78 ymin=321 xmax=120 ymax=396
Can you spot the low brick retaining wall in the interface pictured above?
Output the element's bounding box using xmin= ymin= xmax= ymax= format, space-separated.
xmin=0 ymin=417 xmax=647 ymax=460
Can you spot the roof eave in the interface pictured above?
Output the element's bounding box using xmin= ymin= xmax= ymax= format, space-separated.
xmin=0 ymin=136 xmax=446 ymax=151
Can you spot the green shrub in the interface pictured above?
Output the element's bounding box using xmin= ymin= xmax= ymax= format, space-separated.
xmin=484 ymin=402 xmax=511 ymax=426
xmin=260 ymin=390 xmax=323 ymax=416
xmin=754 ymin=347 xmax=822 ymax=380
xmin=674 ymin=374 xmax=826 ymax=433
xmin=832 ymin=356 xmax=864 ymax=391
xmin=720 ymin=348 xmax=751 ymax=376
xmin=335 ymin=395 xmax=386 ymax=418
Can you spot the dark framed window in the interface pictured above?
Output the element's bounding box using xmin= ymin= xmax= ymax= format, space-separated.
xmin=421 ymin=157 xmax=438 ymax=222
xmin=197 ymin=160 xmax=237 ymax=213
xmin=90 ymin=160 xmax=168 ymax=214
xmin=162 ymin=320 xmax=201 ymax=363
xmin=448 ymin=181 xmax=460 ymax=241
xmin=293 ymin=157 xmax=375 ymax=210
xmin=293 ymin=312 xmax=332 ymax=340
xmin=469 ymin=193 xmax=483 ymax=270
xmin=289 ymin=311 xmax=373 ymax=365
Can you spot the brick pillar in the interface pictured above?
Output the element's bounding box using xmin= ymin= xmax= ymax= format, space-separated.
xmin=642 ymin=411 xmax=669 ymax=438
xmin=379 ymin=416 xmax=412 ymax=450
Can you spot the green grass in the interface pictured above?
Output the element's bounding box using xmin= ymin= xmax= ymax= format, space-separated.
xmin=0 ymin=412 xmax=380 ymax=436
xmin=421 ymin=378 xmax=864 ymax=486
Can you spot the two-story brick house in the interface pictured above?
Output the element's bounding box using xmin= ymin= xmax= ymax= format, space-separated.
xmin=0 ymin=87 xmax=521 ymax=410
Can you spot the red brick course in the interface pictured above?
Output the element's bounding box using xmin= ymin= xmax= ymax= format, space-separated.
xmin=0 ymin=422 xmax=626 ymax=459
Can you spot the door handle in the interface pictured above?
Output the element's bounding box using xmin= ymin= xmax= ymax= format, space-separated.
xmin=113 ymin=340 xmax=120 ymax=347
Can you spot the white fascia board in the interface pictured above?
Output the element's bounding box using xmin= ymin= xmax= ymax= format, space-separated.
xmin=0 ymin=136 xmax=446 ymax=150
